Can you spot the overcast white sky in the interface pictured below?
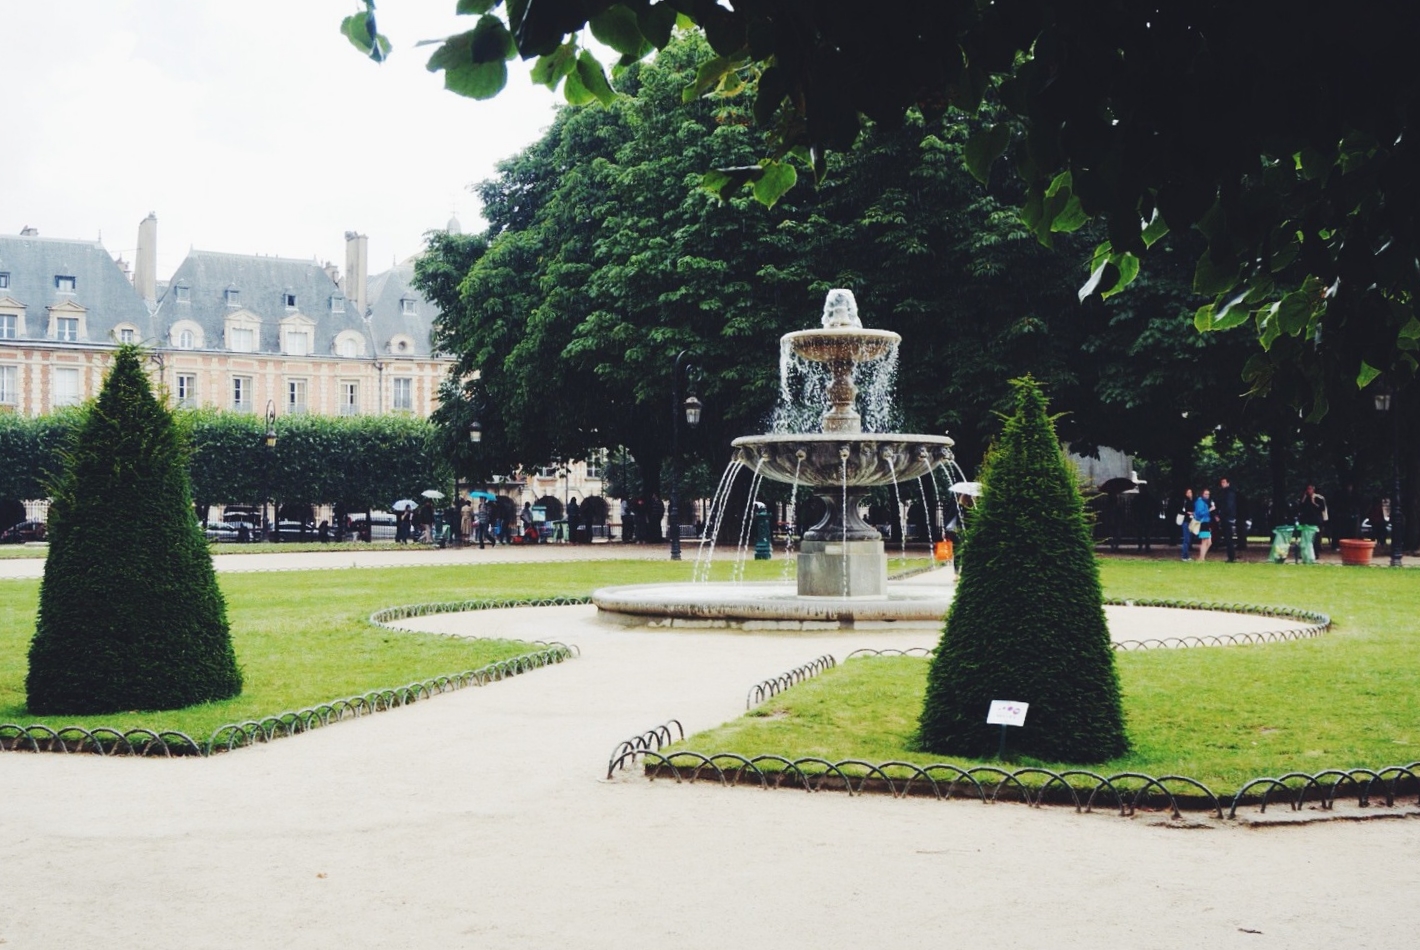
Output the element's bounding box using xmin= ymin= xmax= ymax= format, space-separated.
xmin=4 ymin=1 xmax=560 ymax=278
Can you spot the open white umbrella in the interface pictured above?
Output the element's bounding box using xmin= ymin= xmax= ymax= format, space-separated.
xmin=948 ymin=481 xmax=981 ymax=497
xmin=420 ymin=489 xmax=446 ymax=500
xmin=392 ymin=499 xmax=417 ymax=512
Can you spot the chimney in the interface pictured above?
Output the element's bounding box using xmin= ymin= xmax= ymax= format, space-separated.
xmin=323 ymin=260 xmax=340 ymax=285
xmin=134 ymin=212 xmax=158 ymax=306
xmin=19 ymin=226 xmax=38 ymax=236
xmin=343 ymin=231 xmax=368 ymax=316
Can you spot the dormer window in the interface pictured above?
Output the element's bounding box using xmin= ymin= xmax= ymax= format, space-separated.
xmin=174 ymin=284 xmax=191 ymax=302
xmin=178 ymin=329 xmax=195 ymax=349
xmin=0 ymin=273 xmax=9 ymax=289
xmin=119 ymin=327 xmax=136 ymax=343
xmin=284 ymin=293 xmax=297 ymax=309
xmin=225 ymin=288 xmax=241 ymax=307
xmin=331 ymin=295 xmax=345 ymax=313
xmin=56 ymin=317 xmax=79 ymax=341
xmin=55 ymin=275 xmax=76 ymax=293
xmin=400 ymin=297 xmax=417 ymax=316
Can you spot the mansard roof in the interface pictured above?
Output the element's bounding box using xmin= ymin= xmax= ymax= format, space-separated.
xmin=155 ymin=250 xmax=370 ymax=356
xmin=367 ymin=262 xmax=437 ymax=358
xmin=0 ymin=233 xmax=153 ymax=342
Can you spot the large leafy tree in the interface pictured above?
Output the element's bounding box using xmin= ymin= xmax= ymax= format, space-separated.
xmin=27 ymin=347 xmax=242 ymax=714
xmin=356 ymin=1 xmax=1420 ymax=422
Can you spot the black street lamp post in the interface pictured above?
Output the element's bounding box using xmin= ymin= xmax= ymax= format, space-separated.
xmin=669 ymin=350 xmax=702 ymax=561
xmin=1376 ymin=386 xmax=1404 ymax=567
xmin=262 ymin=400 xmax=277 ymax=542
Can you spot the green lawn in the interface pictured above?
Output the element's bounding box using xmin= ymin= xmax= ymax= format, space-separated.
xmin=674 ymin=559 xmax=1420 ymax=791
xmin=0 ymin=558 xmax=784 ymax=741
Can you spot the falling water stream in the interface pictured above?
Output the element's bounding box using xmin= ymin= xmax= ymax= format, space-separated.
xmin=693 ymin=459 xmax=744 ymax=583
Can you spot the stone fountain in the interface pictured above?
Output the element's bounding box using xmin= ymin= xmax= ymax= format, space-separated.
xmin=593 ymin=289 xmax=958 ymax=629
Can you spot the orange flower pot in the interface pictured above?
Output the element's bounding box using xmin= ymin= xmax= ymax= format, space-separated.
xmin=1339 ymin=538 xmax=1374 ymax=566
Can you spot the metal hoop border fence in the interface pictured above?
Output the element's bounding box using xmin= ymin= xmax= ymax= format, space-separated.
xmin=746 ymin=655 xmax=836 ymax=709
xmin=1 ymin=597 xmax=586 ymax=758
xmin=606 ymin=720 xmax=684 ymax=779
xmin=608 ymin=749 xmax=1420 ymax=819
xmin=1104 ymin=598 xmax=1331 ymax=650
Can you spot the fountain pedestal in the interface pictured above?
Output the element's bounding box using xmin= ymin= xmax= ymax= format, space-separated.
xmin=798 ymin=539 xmax=889 ymax=598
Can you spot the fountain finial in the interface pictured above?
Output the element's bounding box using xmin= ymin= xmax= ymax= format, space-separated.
xmin=821 ymin=288 xmax=861 ymax=329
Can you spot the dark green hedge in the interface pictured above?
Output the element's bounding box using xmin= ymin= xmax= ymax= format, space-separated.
xmin=26 ymin=347 xmax=242 ymax=714
xmin=3 ymin=407 xmax=447 ymax=511
xmin=917 ymin=378 xmax=1128 ymax=764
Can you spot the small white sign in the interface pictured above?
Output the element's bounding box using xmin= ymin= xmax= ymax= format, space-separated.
xmin=986 ymin=700 xmax=1029 ymax=727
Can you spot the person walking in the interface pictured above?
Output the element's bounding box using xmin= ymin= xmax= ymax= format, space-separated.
xmin=1194 ymin=487 xmax=1215 ymax=561
xmin=1217 ymin=476 xmax=1239 ymax=562
xmin=1178 ymin=487 xmax=1195 ymax=560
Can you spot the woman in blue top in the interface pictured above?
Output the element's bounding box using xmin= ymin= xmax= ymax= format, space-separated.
xmin=1194 ymin=488 xmax=1215 ymax=561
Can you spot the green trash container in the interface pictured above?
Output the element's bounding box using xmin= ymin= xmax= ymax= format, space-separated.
xmin=1270 ymin=525 xmax=1294 ymax=563
xmin=1296 ymin=524 xmax=1320 ymax=564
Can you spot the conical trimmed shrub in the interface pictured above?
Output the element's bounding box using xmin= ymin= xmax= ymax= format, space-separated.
xmin=917 ymin=378 xmax=1126 ymax=763
xmin=26 ymin=346 xmax=241 ymax=714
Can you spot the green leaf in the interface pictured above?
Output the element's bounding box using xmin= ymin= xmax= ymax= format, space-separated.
xmin=638 ymin=3 xmax=678 ymax=48
xmin=963 ymin=124 xmax=1011 ymax=184
xmin=1044 ymin=170 xmax=1071 ymax=198
xmin=574 ymin=50 xmax=616 ymax=105
xmin=1193 ymin=303 xmax=1216 ymax=332
xmin=684 ymin=57 xmax=731 ymax=103
xmin=752 ymin=160 xmax=797 ymax=208
xmin=470 ymin=15 xmax=516 ymax=62
xmin=1275 ymin=288 xmax=1313 ymax=335
xmin=531 ymin=43 xmax=577 ymax=87
xmin=701 ymin=166 xmax=762 ymax=202
xmin=562 ymin=66 xmax=595 ymax=105
xmin=1203 ymin=289 xmax=1251 ymax=330
xmin=1079 ymin=259 xmax=1119 ymax=302
xmin=590 ymin=5 xmax=649 ymax=57
xmin=1357 ymin=361 xmax=1383 ymax=389
xmin=1193 ymin=250 xmax=1239 ymax=296
xmin=1099 ymin=252 xmax=1139 ymax=299
xmin=1141 ymin=209 xmax=1169 ymax=247
xmin=341 ymin=11 xmax=389 ymax=62
xmin=444 ymin=58 xmax=509 ymax=98
xmin=1397 ymin=316 xmax=1420 ymax=341
xmin=457 ymin=0 xmax=497 ymax=12
xmin=1050 ymin=193 xmax=1088 ymax=233
xmin=1258 ymin=302 xmax=1283 ymax=349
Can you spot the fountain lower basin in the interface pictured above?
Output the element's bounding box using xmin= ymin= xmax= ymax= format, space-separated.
xmin=730 ymin=433 xmax=956 ymax=486
xmin=592 ymin=579 xmax=956 ymax=630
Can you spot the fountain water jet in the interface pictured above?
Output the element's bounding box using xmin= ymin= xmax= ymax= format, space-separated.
xmin=594 ymin=289 xmax=957 ymax=629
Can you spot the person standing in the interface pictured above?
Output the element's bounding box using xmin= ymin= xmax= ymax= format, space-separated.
xmin=520 ymin=502 xmax=535 ymax=543
xmin=565 ymin=496 xmax=580 ymax=544
xmin=1217 ymin=476 xmax=1239 ymax=562
xmin=1298 ymin=484 xmax=1327 ymax=558
xmin=1194 ymin=487 xmax=1215 ymax=561
xmin=1178 ymin=487 xmax=1195 ymax=560
xmin=476 ymin=500 xmax=490 ymax=549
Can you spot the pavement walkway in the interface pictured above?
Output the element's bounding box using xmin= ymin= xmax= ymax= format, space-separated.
xmin=1 ymin=554 xmax=1416 ymax=948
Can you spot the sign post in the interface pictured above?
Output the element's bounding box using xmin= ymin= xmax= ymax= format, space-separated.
xmin=986 ymin=700 xmax=1030 ymax=760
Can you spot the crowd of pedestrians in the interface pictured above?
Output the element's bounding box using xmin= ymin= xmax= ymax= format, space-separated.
xmin=1177 ymin=477 xmax=1239 ymax=562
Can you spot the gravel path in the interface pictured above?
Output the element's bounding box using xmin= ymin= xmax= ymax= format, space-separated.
xmin=2 ymin=598 xmax=1416 ymax=948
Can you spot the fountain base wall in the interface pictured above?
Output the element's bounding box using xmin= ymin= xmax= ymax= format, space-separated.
xmin=797 ymin=539 xmax=888 ymax=598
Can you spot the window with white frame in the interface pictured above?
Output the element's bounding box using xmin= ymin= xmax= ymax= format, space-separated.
xmin=56 ymin=317 xmax=79 ymax=342
xmin=585 ymin=448 xmax=607 ymax=480
xmin=284 ymin=293 xmax=297 ymax=309
xmin=400 ymin=297 xmax=417 ymax=316
xmin=118 ymin=326 xmax=136 ymax=343
xmin=0 ymin=273 xmax=9 ymax=289
xmin=339 ymin=380 xmax=359 ymax=415
xmin=287 ymin=378 xmax=308 ymax=414
xmin=174 ymin=284 xmax=191 ymax=302
xmin=232 ymin=376 xmax=252 ymax=412
xmin=0 ymin=314 xmax=15 ymax=340
xmin=391 ymin=376 xmax=412 ymax=411
xmin=55 ymin=275 xmax=76 ymax=293
xmin=225 ymin=288 xmax=241 ymax=307
xmin=337 ymin=336 xmax=359 ymax=358
xmin=53 ymin=368 xmax=80 ymax=407
xmin=285 ymin=330 xmax=310 ymax=356
xmin=178 ymin=329 xmax=195 ymax=349
xmin=229 ymin=326 xmax=255 ymax=352
xmin=331 ymin=295 xmax=345 ymax=313
xmin=176 ymin=374 xmax=196 ymax=407
xmin=0 ymin=365 xmax=16 ymax=405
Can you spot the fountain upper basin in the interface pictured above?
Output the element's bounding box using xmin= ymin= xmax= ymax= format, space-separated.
xmin=784 ymin=327 xmax=900 ymax=364
xmin=730 ymin=433 xmax=956 ymax=488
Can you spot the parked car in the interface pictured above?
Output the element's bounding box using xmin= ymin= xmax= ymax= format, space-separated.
xmin=0 ymin=520 xmax=46 ymax=544
xmin=204 ymin=521 xmax=244 ymax=543
xmin=347 ymin=512 xmax=398 ymax=541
